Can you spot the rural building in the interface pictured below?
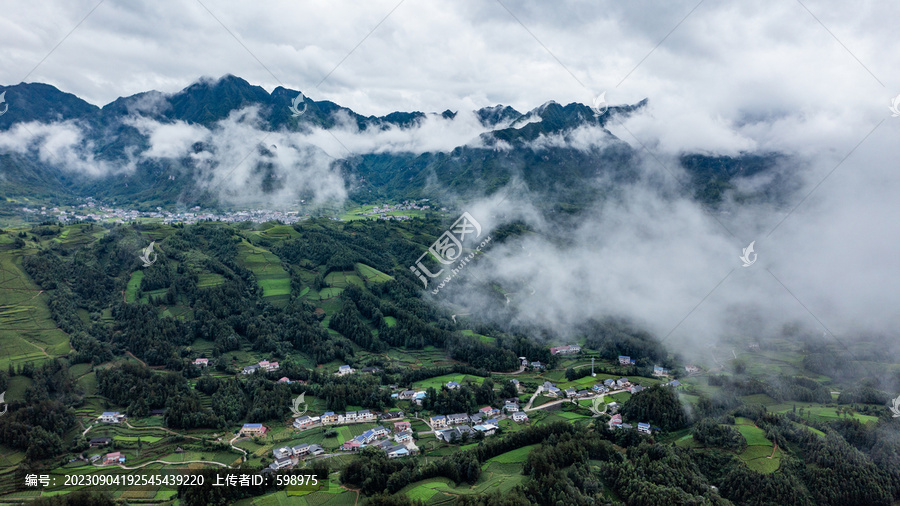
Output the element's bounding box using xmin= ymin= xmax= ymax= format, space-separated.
xmin=103 ymin=452 xmax=125 ymax=465
xmin=258 ymin=360 xmax=279 ymax=372
xmin=399 ymin=390 xmax=416 ymax=400
xmin=337 ymin=365 xmax=355 ymax=376
xmin=394 ymin=421 xmax=411 ymax=432
xmin=504 ymin=402 xmax=519 ymax=413
xmin=430 ymin=415 xmax=447 ymax=428
xmin=473 ymin=423 xmax=498 ymax=435
xmin=271 ymin=457 xmax=293 ymax=469
xmin=446 ymin=381 xmax=461 ymax=390
xmin=447 ymin=413 xmax=470 ymax=425
xmin=395 ymin=431 xmax=413 ymax=443
xmin=512 ymin=412 xmax=529 ymax=423
xmin=273 ymin=447 xmax=291 ymax=459
xmin=240 ymin=423 xmax=267 ymax=436
xmin=652 ymin=366 xmax=669 ymax=377
xmin=565 ymin=388 xmax=577 ymax=398
xmin=89 ymin=437 xmax=112 ymax=447
xmin=99 ymin=412 xmax=123 ymax=424
xmin=550 ymin=344 xmax=581 ymax=355
xmin=618 ymin=356 xmax=636 ymax=365
xmin=193 ymin=358 xmax=208 ymax=367
xmin=638 ymin=422 xmax=651 ymax=434
xmin=387 ymin=445 xmax=409 ymax=458
xmin=293 ymin=444 xmax=310 ymax=456
xmin=241 ymin=364 xmax=260 ymax=375
xmin=321 ymin=412 xmax=339 ymax=424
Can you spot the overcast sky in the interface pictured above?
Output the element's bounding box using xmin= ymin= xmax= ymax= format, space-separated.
xmin=0 ymin=0 xmax=896 ymax=118
xmin=2 ymin=0 xmax=899 ymax=361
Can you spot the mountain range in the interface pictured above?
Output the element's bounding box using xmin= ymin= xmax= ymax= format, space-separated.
xmin=0 ymin=75 xmax=781 ymax=213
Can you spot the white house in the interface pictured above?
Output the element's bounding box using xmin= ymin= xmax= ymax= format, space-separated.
xmin=337 ymin=365 xmax=355 ymax=376
xmin=271 ymin=457 xmax=292 ymax=469
xmin=273 ymin=446 xmax=291 ymax=459
xmin=99 ymin=412 xmax=123 ymax=424
xmin=504 ymin=402 xmax=519 ymax=413
xmin=638 ymin=422 xmax=651 ymax=434
xmin=512 ymin=412 xmax=528 ymax=423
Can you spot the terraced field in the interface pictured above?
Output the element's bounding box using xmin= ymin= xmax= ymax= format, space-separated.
xmin=236 ymin=240 xmax=291 ymax=306
xmin=0 ymin=253 xmax=70 ymax=372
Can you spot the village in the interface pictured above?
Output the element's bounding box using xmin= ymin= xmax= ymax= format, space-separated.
xmin=80 ymin=350 xmax=691 ymax=474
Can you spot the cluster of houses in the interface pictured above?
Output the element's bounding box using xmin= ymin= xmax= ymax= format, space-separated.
xmin=432 ymin=409 xmax=512 ymax=442
xmin=550 ymin=344 xmax=581 ymax=355
xmin=269 ymin=443 xmax=326 ymax=470
xmin=340 ymin=421 xmax=417 ymax=459
xmin=242 ymin=360 xmax=280 ymax=375
xmin=293 ymin=409 xmax=379 ymax=430
xmin=429 ymin=403 xmax=528 ymax=432
xmin=540 ymin=377 xmax=646 ymax=399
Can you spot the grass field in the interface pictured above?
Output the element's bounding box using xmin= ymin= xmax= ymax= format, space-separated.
xmin=0 ymin=253 xmax=70 ymax=371
xmin=124 ymin=271 xmax=143 ymax=302
xmin=355 ymin=263 xmax=393 ymax=283
xmin=412 ymin=373 xmax=487 ymax=390
xmin=486 ymin=444 xmax=537 ymax=464
xmin=236 ymin=240 xmax=291 ymax=305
